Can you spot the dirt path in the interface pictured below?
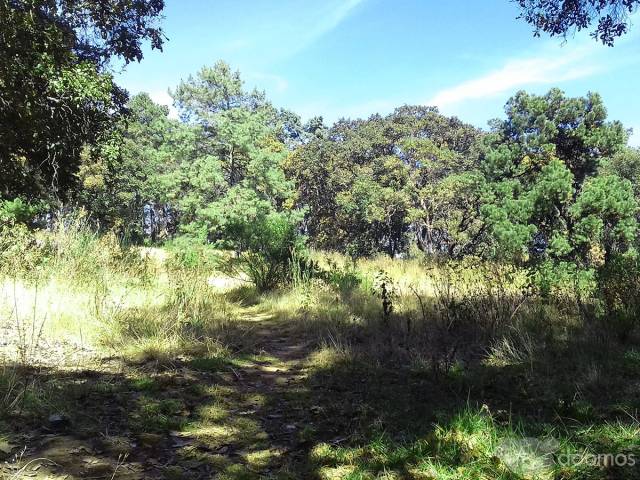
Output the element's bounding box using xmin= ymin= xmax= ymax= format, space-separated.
xmin=0 ymin=312 xmax=325 ymax=480
xmin=230 ymin=327 xmax=312 ymax=453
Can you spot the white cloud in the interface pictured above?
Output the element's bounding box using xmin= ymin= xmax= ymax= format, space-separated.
xmin=149 ymin=90 xmax=178 ymax=119
xmin=246 ymin=72 xmax=289 ymax=93
xmin=282 ymin=0 xmax=366 ymax=59
xmin=313 ymin=0 xmax=365 ymax=40
xmin=148 ymin=90 xmax=172 ymax=106
xmin=180 ymin=0 xmax=367 ymax=69
xmin=301 ymin=42 xmax=603 ymax=122
xmin=427 ymin=43 xmax=604 ymax=108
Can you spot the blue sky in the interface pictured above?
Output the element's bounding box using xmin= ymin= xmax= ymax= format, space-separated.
xmin=116 ymin=0 xmax=640 ymax=145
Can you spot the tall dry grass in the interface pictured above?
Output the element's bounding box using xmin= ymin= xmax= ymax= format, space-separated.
xmin=258 ymin=251 xmax=600 ymax=372
xmin=0 ymin=213 xmax=249 ymax=369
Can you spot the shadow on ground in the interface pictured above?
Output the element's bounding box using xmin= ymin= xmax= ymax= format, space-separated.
xmin=1 ymin=307 xmax=640 ymax=479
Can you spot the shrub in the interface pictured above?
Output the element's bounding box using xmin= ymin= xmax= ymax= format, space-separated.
xmin=0 ymin=198 xmax=46 ymax=277
xmin=429 ymin=258 xmax=530 ymax=337
xmin=596 ymin=253 xmax=640 ymax=341
xmin=0 ymin=221 xmax=46 ymax=278
xmin=0 ymin=198 xmax=39 ymax=225
xmin=165 ymin=236 xmax=220 ymax=273
xmin=289 ymin=247 xmax=321 ymax=287
xmin=322 ymin=258 xmax=364 ymax=296
xmin=222 ymin=211 xmax=305 ymax=291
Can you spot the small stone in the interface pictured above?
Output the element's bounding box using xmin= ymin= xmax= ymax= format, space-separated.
xmin=48 ymin=414 xmax=70 ymax=430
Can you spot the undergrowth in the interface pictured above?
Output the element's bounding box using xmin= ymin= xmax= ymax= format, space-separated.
xmin=0 ymin=223 xmax=639 ymax=479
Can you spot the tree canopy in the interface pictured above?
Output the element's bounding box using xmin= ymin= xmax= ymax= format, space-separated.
xmin=3 ymin=38 xmax=639 ymax=295
xmin=0 ymin=0 xmax=165 ymax=202
xmin=479 ymin=88 xmax=636 ymax=292
xmin=517 ymin=0 xmax=640 ymax=45
xmin=287 ymin=107 xmax=482 ymax=257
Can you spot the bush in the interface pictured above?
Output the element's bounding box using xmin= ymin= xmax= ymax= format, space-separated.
xmin=165 ymin=237 xmax=220 ymax=273
xmin=0 ymin=197 xmax=39 ymax=225
xmin=322 ymin=258 xmax=363 ymax=296
xmin=0 ymin=198 xmax=46 ymax=277
xmin=596 ymin=254 xmax=640 ymax=341
xmin=222 ymin=211 xmax=305 ymax=291
xmin=0 ymin=222 xmax=46 ymax=278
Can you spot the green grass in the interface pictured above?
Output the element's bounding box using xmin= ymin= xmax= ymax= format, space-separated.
xmin=188 ymin=356 xmax=229 ymax=372
xmin=131 ymin=397 xmax=187 ymax=432
xmin=0 ymin=227 xmax=639 ymax=479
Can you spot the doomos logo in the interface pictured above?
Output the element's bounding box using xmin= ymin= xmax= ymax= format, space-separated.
xmin=495 ymin=437 xmax=559 ymax=476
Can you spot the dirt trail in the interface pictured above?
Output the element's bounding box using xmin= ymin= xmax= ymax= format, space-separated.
xmin=0 ymin=311 xmax=322 ymax=479
xmin=228 ymin=314 xmax=317 ymax=453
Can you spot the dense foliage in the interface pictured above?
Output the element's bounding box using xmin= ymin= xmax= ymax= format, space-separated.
xmin=287 ymin=107 xmax=482 ymax=257
xmin=0 ymin=0 xmax=164 ymax=202
xmin=77 ymin=62 xmax=305 ymax=287
xmin=479 ymin=89 xmax=637 ymax=292
xmin=5 ymin=46 xmax=639 ymax=292
xmin=1 ymin=2 xmax=639 ymax=293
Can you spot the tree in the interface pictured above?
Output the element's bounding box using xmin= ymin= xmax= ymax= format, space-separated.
xmin=173 ymin=61 xmax=265 ymax=123
xmin=81 ymin=63 xmax=301 ymax=246
xmin=409 ymin=171 xmax=487 ymax=257
xmin=387 ymin=106 xmax=482 ymax=256
xmin=480 ymin=89 xmax=637 ymax=292
xmin=169 ymin=62 xmax=304 ymax=287
xmin=0 ymin=0 xmax=165 ymax=202
xmin=170 ymin=62 xmax=299 ymax=245
xmin=287 ymin=115 xmax=412 ymax=257
xmin=600 ymin=147 xmax=640 ymax=200
xmin=173 ymin=62 xmax=289 ymax=186
xmin=516 ymin=0 xmax=640 ymax=45
xmin=77 ymin=93 xmax=188 ymax=238
xmin=287 ymin=107 xmax=481 ymax=257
